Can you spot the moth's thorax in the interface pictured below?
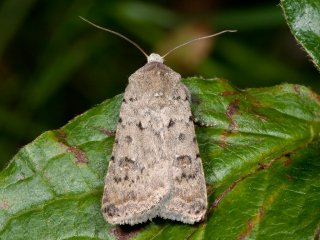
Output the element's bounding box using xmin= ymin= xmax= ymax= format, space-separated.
xmin=129 ymin=60 xmax=181 ymax=87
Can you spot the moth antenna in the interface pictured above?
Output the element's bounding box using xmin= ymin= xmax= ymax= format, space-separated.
xmin=161 ymin=29 xmax=237 ymax=59
xmin=79 ymin=16 xmax=149 ymax=59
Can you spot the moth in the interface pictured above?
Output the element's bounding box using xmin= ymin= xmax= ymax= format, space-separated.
xmin=80 ymin=17 xmax=235 ymax=225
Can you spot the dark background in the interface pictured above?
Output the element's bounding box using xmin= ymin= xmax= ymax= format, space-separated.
xmin=0 ymin=0 xmax=319 ymax=169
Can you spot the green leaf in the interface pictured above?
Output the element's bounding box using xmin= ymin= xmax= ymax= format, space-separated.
xmin=0 ymin=78 xmax=320 ymax=239
xmin=281 ymin=0 xmax=320 ymax=70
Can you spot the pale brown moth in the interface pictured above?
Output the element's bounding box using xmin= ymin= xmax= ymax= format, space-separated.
xmin=80 ymin=17 xmax=235 ymax=225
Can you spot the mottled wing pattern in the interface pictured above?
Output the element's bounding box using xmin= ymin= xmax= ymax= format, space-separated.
xmin=158 ymin=82 xmax=207 ymax=223
xmin=102 ymin=63 xmax=171 ymax=225
xmin=102 ymin=62 xmax=207 ymax=225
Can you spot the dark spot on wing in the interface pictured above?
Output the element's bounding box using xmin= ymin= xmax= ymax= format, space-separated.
xmin=137 ymin=121 xmax=145 ymax=130
xmin=168 ymin=119 xmax=175 ymax=128
xmin=176 ymin=155 xmax=192 ymax=165
xmin=178 ymin=133 xmax=186 ymax=141
xmin=226 ymin=99 xmax=240 ymax=130
xmin=129 ymin=97 xmax=137 ymax=102
xmin=118 ymin=117 xmax=122 ymax=123
xmin=128 ymin=191 xmax=137 ymax=200
xmin=125 ymin=135 xmax=132 ymax=143
xmin=105 ymin=204 xmax=118 ymax=217
xmin=119 ymin=157 xmax=136 ymax=169
xmin=114 ymin=176 xmax=122 ymax=183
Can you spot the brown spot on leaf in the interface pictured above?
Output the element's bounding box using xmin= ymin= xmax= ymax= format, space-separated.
xmin=255 ymin=113 xmax=268 ymax=122
xmin=219 ymin=130 xmax=231 ymax=148
xmin=57 ymin=129 xmax=67 ymax=139
xmin=238 ymin=207 xmax=265 ymax=240
xmin=226 ymin=99 xmax=240 ymax=130
xmin=258 ymin=162 xmax=270 ymax=170
xmin=208 ymin=157 xmax=278 ymax=215
xmin=309 ymin=89 xmax=320 ymax=102
xmin=210 ymin=174 xmax=247 ymax=212
xmin=219 ymin=90 xmax=240 ymax=96
xmin=54 ymin=130 xmax=88 ymax=164
xmin=286 ymin=174 xmax=293 ymax=181
xmin=68 ymin=146 xmax=88 ymax=164
xmin=284 ymin=157 xmax=293 ymax=166
xmin=293 ymin=84 xmax=301 ymax=94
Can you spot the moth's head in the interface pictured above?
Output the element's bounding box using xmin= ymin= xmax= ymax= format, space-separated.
xmin=147 ymin=53 xmax=164 ymax=63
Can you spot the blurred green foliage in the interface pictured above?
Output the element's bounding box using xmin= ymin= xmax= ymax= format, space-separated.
xmin=0 ymin=0 xmax=319 ymax=169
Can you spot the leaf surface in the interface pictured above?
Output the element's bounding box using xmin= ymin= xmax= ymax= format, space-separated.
xmin=0 ymin=79 xmax=319 ymax=239
xmin=281 ymin=0 xmax=320 ymax=70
